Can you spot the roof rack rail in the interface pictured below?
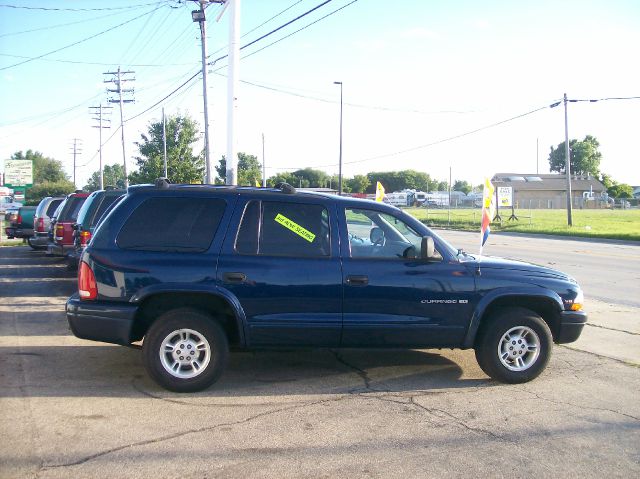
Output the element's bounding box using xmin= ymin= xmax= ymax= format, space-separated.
xmin=155 ymin=177 xmax=171 ymax=189
xmin=275 ymin=182 xmax=296 ymax=194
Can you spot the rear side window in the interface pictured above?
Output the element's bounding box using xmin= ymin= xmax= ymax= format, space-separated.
xmin=93 ymin=195 xmax=123 ymax=227
xmin=235 ymin=200 xmax=330 ymax=257
xmin=117 ymin=197 xmax=225 ymax=253
xmin=58 ymin=196 xmax=86 ymax=222
xmin=45 ymin=199 xmax=63 ymax=218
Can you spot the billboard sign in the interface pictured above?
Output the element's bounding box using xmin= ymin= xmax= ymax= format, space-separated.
xmin=497 ymin=186 xmax=513 ymax=207
xmin=4 ymin=160 xmax=33 ymax=188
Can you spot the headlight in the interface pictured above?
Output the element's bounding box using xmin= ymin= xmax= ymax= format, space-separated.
xmin=570 ymin=289 xmax=584 ymax=311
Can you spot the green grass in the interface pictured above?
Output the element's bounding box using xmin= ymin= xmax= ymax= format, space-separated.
xmin=405 ymin=207 xmax=640 ymax=241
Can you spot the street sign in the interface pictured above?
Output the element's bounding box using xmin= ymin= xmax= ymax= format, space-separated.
xmin=3 ymin=160 xmax=33 ymax=188
xmin=497 ymin=186 xmax=513 ymax=207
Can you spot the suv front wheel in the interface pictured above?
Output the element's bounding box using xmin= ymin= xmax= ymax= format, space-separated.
xmin=475 ymin=307 xmax=553 ymax=384
xmin=142 ymin=309 xmax=229 ymax=392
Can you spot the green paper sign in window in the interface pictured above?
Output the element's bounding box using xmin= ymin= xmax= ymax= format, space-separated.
xmin=274 ymin=214 xmax=316 ymax=243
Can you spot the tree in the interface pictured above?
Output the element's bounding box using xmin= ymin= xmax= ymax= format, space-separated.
xmin=25 ymin=181 xmax=75 ymax=206
xmin=267 ymin=171 xmax=296 ymax=187
xmin=291 ymin=168 xmax=328 ymax=188
xmin=548 ymin=135 xmax=602 ymax=176
xmin=365 ymin=170 xmax=436 ymax=193
xmin=347 ymin=175 xmax=370 ymax=193
xmin=216 ymin=152 xmax=262 ymax=186
xmin=9 ymin=150 xmax=69 ymax=184
xmin=607 ymin=183 xmax=633 ymax=198
xmin=453 ymin=180 xmax=472 ymax=195
xmin=129 ymin=114 xmax=204 ymax=185
xmin=83 ymin=164 xmax=127 ymax=191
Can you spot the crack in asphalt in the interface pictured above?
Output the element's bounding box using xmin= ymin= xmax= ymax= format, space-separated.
xmin=39 ymin=394 xmax=350 ymax=471
xmin=408 ymin=396 xmax=513 ymax=443
xmin=514 ymin=386 xmax=640 ymax=422
xmin=586 ymin=322 xmax=640 ymax=336
xmin=559 ymin=344 xmax=640 ymax=368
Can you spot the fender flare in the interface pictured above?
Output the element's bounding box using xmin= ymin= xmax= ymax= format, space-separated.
xmin=463 ymin=286 xmax=564 ymax=348
xmin=130 ymin=283 xmax=249 ymax=347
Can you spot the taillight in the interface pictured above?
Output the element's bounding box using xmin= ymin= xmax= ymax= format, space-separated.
xmin=80 ymin=230 xmax=92 ymax=246
xmin=37 ymin=217 xmax=45 ymax=232
xmin=55 ymin=224 xmax=64 ymax=240
xmin=17 ymin=214 xmax=22 ymax=224
xmin=78 ymin=261 xmax=97 ymax=300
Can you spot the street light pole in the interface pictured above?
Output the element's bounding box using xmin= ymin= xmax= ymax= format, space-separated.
xmin=564 ymin=93 xmax=573 ymax=226
xmin=333 ymin=81 xmax=343 ymax=195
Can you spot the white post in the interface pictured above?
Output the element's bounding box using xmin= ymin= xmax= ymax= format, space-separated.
xmin=262 ymin=132 xmax=266 ymax=187
xmin=225 ymin=0 xmax=240 ymax=186
xmin=162 ymin=107 xmax=168 ymax=178
xmin=564 ymin=93 xmax=573 ymax=226
xmin=99 ymin=105 xmax=104 ymax=190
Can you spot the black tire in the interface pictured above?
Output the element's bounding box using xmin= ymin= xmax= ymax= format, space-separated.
xmin=143 ymin=308 xmax=229 ymax=392
xmin=474 ymin=307 xmax=552 ymax=384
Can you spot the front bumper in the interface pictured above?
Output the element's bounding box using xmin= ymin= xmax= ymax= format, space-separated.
xmin=556 ymin=310 xmax=588 ymax=343
xmin=66 ymin=293 xmax=139 ymax=346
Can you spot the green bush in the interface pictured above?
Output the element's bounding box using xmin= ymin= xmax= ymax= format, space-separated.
xmin=25 ymin=180 xmax=75 ymax=206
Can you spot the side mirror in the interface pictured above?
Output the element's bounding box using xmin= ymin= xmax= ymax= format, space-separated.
xmin=421 ymin=236 xmax=436 ymax=260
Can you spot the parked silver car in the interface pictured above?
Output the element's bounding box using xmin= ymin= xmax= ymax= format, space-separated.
xmin=29 ymin=196 xmax=64 ymax=250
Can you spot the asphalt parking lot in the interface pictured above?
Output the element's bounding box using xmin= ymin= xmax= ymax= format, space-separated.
xmin=1 ymin=243 xmax=639 ymax=478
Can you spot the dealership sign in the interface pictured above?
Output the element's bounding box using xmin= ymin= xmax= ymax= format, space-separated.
xmin=3 ymin=160 xmax=33 ymax=188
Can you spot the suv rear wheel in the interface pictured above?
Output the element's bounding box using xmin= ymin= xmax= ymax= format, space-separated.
xmin=475 ymin=307 xmax=552 ymax=383
xmin=142 ymin=309 xmax=229 ymax=392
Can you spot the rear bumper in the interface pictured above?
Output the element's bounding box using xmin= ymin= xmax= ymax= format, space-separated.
xmin=556 ymin=310 xmax=588 ymax=344
xmin=47 ymin=242 xmax=73 ymax=257
xmin=66 ymin=293 xmax=139 ymax=346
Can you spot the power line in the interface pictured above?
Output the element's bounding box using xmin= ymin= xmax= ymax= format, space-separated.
xmin=225 ymin=74 xmax=481 ymax=115
xmin=0 ymin=2 xmax=172 ymax=12
xmin=235 ymin=0 xmax=360 ymax=64
xmin=269 ymin=101 xmax=560 ymax=171
xmin=0 ymin=6 xmax=163 ymax=71
xmin=208 ymin=0 xmax=338 ymax=66
xmin=0 ymin=7 xmax=152 ymax=38
xmin=125 ymin=71 xmax=200 ymax=122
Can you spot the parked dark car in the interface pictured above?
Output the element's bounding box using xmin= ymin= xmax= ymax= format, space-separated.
xmin=47 ymin=191 xmax=89 ymax=257
xmin=4 ymin=205 xmax=36 ymax=240
xmin=67 ymin=188 xmax=124 ymax=268
xmin=30 ymin=196 xmax=64 ymax=250
xmin=67 ymin=181 xmax=587 ymax=392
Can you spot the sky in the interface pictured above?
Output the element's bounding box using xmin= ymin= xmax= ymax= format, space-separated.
xmin=1 ymin=0 xmax=639 ymax=190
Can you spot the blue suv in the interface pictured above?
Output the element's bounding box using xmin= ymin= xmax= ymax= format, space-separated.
xmin=66 ymin=180 xmax=587 ymax=392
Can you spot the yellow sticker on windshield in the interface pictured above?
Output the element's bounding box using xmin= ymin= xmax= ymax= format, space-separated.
xmin=274 ymin=214 xmax=316 ymax=243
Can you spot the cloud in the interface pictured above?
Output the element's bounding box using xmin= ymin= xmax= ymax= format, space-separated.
xmin=401 ymin=27 xmax=439 ymax=39
xmin=3 ymin=74 xmax=14 ymax=82
xmin=471 ymin=19 xmax=490 ymax=29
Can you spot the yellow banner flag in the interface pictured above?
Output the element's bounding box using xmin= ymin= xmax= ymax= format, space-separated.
xmin=375 ymin=181 xmax=385 ymax=202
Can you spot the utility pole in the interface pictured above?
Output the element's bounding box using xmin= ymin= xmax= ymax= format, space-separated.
xmin=90 ymin=105 xmax=113 ymax=190
xmin=69 ymin=139 xmax=82 ymax=189
xmin=104 ymin=67 xmax=135 ymax=187
xmin=563 ymin=93 xmax=573 ymax=226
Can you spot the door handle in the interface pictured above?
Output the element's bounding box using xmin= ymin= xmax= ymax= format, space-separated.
xmin=346 ymin=275 xmax=368 ymax=286
xmin=222 ymin=272 xmax=247 ymax=284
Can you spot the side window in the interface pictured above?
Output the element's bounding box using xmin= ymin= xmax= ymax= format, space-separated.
xmin=235 ymin=200 xmax=330 ymax=257
xmin=346 ymin=208 xmax=440 ymax=260
xmin=117 ymin=197 xmax=226 ymax=252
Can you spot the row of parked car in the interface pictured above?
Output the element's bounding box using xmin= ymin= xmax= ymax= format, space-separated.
xmin=3 ymin=188 xmax=124 ymax=268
